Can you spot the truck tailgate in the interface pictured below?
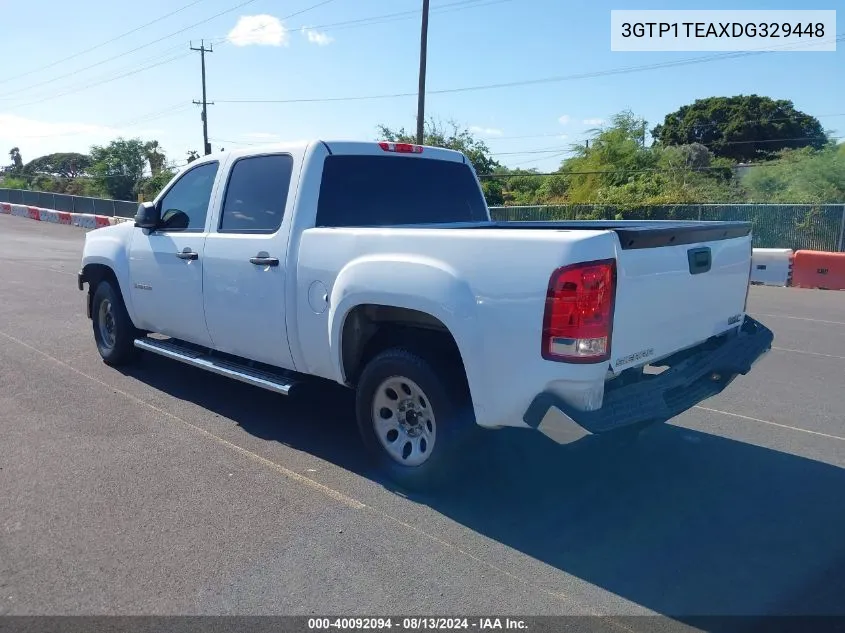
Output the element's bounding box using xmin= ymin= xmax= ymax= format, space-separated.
xmin=608 ymin=222 xmax=752 ymax=372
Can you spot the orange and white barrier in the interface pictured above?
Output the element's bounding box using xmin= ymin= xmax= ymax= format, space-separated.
xmin=0 ymin=202 xmax=130 ymax=229
xmin=792 ymin=250 xmax=845 ymax=291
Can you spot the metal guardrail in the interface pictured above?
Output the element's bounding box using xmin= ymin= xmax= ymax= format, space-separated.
xmin=0 ymin=188 xmax=138 ymax=218
xmin=489 ymin=203 xmax=845 ymax=252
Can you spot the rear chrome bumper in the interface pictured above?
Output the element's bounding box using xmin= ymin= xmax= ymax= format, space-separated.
xmin=523 ymin=316 xmax=774 ymax=443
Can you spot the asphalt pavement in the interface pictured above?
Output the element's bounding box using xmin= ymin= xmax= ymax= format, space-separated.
xmin=1 ymin=214 xmax=844 ymax=628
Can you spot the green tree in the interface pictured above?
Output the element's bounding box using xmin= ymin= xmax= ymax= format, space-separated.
xmin=652 ymin=95 xmax=827 ymax=162
xmin=89 ymin=138 xmax=148 ymax=200
xmin=480 ymin=179 xmax=504 ymax=206
xmin=139 ymin=169 xmax=176 ymax=201
xmin=144 ymin=141 xmax=166 ymax=176
xmin=552 ymin=111 xmax=742 ymax=210
xmin=23 ymin=152 xmax=92 ymax=178
xmin=8 ymin=147 xmax=23 ymax=173
xmin=1 ymin=176 xmax=28 ymax=190
xmin=376 ymin=118 xmax=500 ymax=176
xmin=743 ymin=145 xmax=845 ymax=203
xmin=502 ymin=170 xmax=547 ymax=205
xmin=561 ymin=111 xmax=659 ymax=203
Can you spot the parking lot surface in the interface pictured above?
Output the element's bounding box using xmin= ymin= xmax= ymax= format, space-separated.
xmin=1 ymin=214 xmax=844 ymax=627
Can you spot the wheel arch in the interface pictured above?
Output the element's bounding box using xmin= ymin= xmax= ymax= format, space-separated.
xmin=81 ymin=261 xmax=136 ymax=327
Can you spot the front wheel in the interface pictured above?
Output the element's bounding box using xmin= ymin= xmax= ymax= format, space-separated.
xmin=355 ymin=347 xmax=476 ymax=492
xmin=91 ymin=280 xmax=139 ymax=366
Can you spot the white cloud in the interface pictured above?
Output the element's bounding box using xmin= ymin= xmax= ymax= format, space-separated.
xmin=583 ymin=118 xmax=606 ymax=125
xmin=301 ymin=26 xmax=334 ymax=46
xmin=558 ymin=114 xmax=571 ymax=125
xmin=558 ymin=134 xmax=569 ymax=140
xmin=469 ymin=125 xmax=503 ymax=137
xmin=227 ymin=15 xmax=289 ymax=47
xmin=244 ymin=132 xmax=280 ymax=140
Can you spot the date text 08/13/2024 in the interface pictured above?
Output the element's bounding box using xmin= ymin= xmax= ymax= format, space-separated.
xmin=307 ymin=617 xmax=528 ymax=630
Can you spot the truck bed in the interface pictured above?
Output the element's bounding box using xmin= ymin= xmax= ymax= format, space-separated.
xmin=384 ymin=220 xmax=753 ymax=250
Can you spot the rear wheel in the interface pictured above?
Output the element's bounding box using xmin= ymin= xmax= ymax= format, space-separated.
xmin=355 ymin=347 xmax=475 ymax=492
xmin=91 ymin=280 xmax=139 ymax=366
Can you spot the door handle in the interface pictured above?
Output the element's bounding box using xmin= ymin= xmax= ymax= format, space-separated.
xmin=176 ymin=250 xmax=198 ymax=260
xmin=249 ymin=256 xmax=279 ymax=267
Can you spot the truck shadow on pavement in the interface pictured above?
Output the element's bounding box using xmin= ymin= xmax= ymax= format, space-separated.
xmin=119 ymin=355 xmax=845 ymax=627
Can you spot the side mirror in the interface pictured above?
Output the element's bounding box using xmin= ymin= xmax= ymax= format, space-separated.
xmin=134 ymin=201 xmax=160 ymax=230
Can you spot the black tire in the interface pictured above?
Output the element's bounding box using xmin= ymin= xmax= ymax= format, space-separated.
xmin=91 ymin=279 xmax=139 ymax=366
xmin=355 ymin=347 xmax=476 ymax=492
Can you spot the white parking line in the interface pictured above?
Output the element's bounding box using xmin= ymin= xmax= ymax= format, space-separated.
xmin=0 ymin=328 xmax=365 ymax=510
xmin=773 ymin=347 xmax=845 ymax=360
xmin=754 ymin=313 xmax=845 ymax=326
xmin=695 ymin=406 xmax=845 ymax=442
xmin=0 ymin=327 xmax=639 ymax=624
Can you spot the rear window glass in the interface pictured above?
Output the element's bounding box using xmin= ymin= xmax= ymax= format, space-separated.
xmin=315 ymin=155 xmax=488 ymax=227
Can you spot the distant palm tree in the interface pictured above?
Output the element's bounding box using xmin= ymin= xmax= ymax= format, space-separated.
xmin=8 ymin=147 xmax=23 ymax=172
xmin=143 ymin=140 xmax=166 ymax=176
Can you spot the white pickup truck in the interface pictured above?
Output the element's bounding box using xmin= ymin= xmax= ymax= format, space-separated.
xmin=78 ymin=140 xmax=773 ymax=489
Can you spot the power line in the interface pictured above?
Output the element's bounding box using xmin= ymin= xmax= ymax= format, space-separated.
xmin=214 ymin=33 xmax=845 ymax=105
xmin=481 ymin=113 xmax=845 ymax=142
xmin=12 ymin=153 xmax=821 ymax=184
xmin=1 ymin=44 xmax=188 ymax=103
xmin=477 ymin=159 xmax=837 ymax=178
xmin=0 ymin=0 xmax=206 ymax=87
xmin=210 ymin=134 xmax=842 ymax=159
xmin=11 ymin=53 xmax=194 ymax=110
xmin=205 ymin=0 xmax=510 ymax=45
xmin=206 ymin=115 xmax=845 ymax=146
xmin=0 ymin=0 xmax=263 ymax=100
xmin=12 ymin=103 xmax=195 ymax=139
xmin=0 ymin=0 xmax=340 ymax=109
xmin=0 ymin=0 xmax=514 ymax=103
xmin=281 ymin=0 xmax=511 ymax=35
xmin=519 ymin=135 xmax=843 ymax=155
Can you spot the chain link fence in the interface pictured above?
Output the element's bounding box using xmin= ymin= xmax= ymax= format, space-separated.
xmin=3 ymin=187 xmax=843 ymax=252
xmin=0 ymin=188 xmax=138 ymax=218
xmin=489 ymin=203 xmax=845 ymax=252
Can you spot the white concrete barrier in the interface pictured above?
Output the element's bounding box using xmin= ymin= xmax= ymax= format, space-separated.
xmin=38 ymin=209 xmax=59 ymax=223
xmin=751 ymin=248 xmax=794 ymax=287
xmin=71 ymin=213 xmax=97 ymax=229
xmin=1 ymin=202 xmax=131 ymax=229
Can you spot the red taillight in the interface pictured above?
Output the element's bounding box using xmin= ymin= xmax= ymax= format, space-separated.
xmin=541 ymin=259 xmax=617 ymax=363
xmin=378 ymin=141 xmax=423 ymax=154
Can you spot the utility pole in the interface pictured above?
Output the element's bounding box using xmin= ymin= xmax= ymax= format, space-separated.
xmin=415 ymin=0 xmax=430 ymax=145
xmin=190 ymin=40 xmax=214 ymax=155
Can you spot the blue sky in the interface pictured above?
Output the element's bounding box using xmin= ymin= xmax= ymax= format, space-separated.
xmin=1 ymin=0 xmax=842 ymax=173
